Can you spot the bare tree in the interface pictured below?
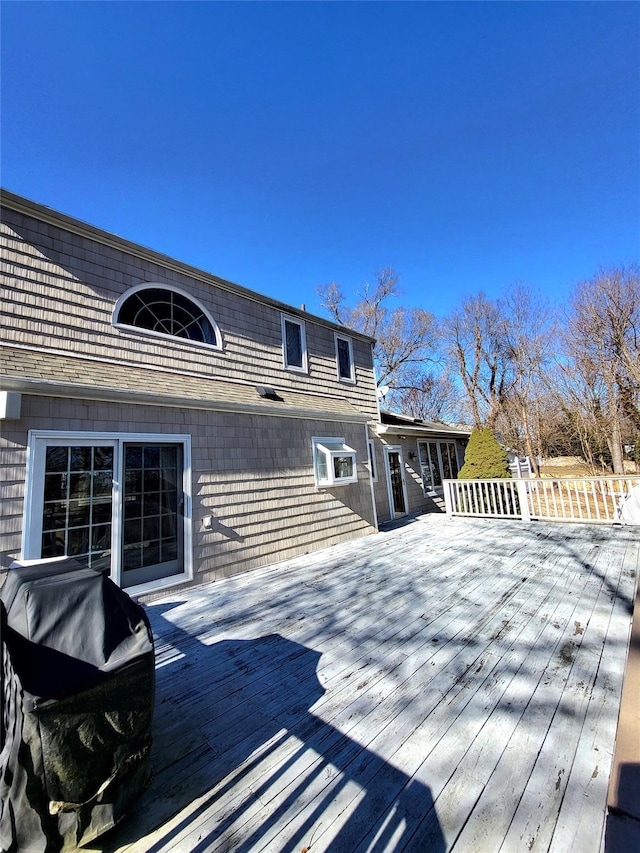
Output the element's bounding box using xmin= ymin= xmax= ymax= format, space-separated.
xmin=317 ymin=269 xmax=439 ymax=401
xmin=563 ymin=266 xmax=640 ymax=474
xmin=496 ymin=285 xmax=553 ymax=474
xmin=574 ymin=266 xmax=640 ymax=385
xmin=443 ymin=286 xmax=552 ymax=471
xmin=545 ymin=360 xmax=618 ymax=472
xmin=444 ymin=292 xmax=519 ymax=432
xmin=531 ymin=391 xmax=581 ymax=460
xmin=394 ymin=369 xmax=462 ymax=422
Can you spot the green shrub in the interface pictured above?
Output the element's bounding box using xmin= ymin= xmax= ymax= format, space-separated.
xmin=458 ymin=428 xmax=511 ymax=479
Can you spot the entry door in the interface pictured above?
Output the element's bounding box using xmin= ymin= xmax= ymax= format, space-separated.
xmin=384 ymin=446 xmax=408 ymax=519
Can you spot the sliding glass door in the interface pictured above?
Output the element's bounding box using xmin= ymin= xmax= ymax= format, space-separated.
xmin=26 ymin=432 xmax=190 ymax=591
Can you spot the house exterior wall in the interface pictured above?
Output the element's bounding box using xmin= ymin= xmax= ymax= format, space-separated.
xmin=369 ymin=436 xmax=391 ymax=522
xmin=373 ymin=434 xmax=467 ymax=523
xmin=0 ymin=193 xmax=379 ymax=599
xmin=0 ymin=395 xmax=376 ymax=601
xmin=0 ymin=192 xmax=469 ymax=597
xmin=372 ymin=436 xmax=428 ymax=523
xmin=1 ymin=206 xmax=379 ymax=419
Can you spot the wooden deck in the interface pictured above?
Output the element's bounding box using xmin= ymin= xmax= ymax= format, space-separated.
xmin=93 ymin=515 xmax=640 ymax=853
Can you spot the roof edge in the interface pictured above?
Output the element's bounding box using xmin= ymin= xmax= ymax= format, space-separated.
xmin=0 ymin=188 xmax=376 ymax=345
xmin=1 ymin=375 xmax=372 ymax=424
xmin=380 ymin=409 xmax=472 ymax=436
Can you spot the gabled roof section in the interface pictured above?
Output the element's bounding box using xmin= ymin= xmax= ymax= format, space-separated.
xmin=0 ymin=345 xmax=370 ymax=423
xmin=377 ymin=409 xmax=472 ymax=438
xmin=0 ymin=189 xmax=376 ymax=346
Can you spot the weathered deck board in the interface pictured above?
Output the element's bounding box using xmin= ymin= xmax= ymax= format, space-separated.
xmin=503 ymin=539 xmax=626 ymax=852
xmin=550 ymin=535 xmax=638 ymax=852
xmin=400 ymin=543 xmax=612 ymax=852
xmin=90 ymin=516 xmax=639 ymax=853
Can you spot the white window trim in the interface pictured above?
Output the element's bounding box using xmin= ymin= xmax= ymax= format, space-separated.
xmin=312 ymin=436 xmax=358 ymax=487
xmin=335 ymin=333 xmax=355 ymax=384
xmin=113 ymin=283 xmax=223 ymax=351
xmin=281 ymin=314 xmax=308 ymax=373
xmin=22 ymin=430 xmax=193 ymax=596
xmin=417 ymin=439 xmax=461 ymax=496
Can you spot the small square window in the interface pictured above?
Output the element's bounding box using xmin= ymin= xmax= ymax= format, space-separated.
xmin=282 ymin=314 xmax=308 ymax=372
xmin=335 ymin=334 xmax=355 ymax=383
xmin=312 ymin=437 xmax=358 ymax=487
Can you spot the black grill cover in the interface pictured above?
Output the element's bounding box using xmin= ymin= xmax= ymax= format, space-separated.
xmin=0 ymin=557 xmax=155 ymax=852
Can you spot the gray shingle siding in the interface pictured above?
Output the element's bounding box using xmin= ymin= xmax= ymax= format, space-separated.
xmin=0 ymin=192 xmax=379 ymax=597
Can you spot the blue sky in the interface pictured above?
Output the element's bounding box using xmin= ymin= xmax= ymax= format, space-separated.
xmin=2 ymin=1 xmax=638 ymax=319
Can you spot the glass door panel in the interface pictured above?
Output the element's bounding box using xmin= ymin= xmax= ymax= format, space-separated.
xmin=31 ymin=435 xmax=189 ymax=589
xmin=418 ymin=441 xmax=434 ymax=493
xmin=41 ymin=445 xmax=114 ymax=572
xmin=387 ymin=450 xmax=407 ymax=515
xmin=441 ymin=442 xmax=454 ymax=480
xmin=448 ymin=442 xmax=460 ymax=478
xmin=121 ymin=443 xmax=183 ymax=587
xmin=418 ymin=441 xmax=459 ymax=493
xmin=428 ymin=442 xmax=442 ymax=488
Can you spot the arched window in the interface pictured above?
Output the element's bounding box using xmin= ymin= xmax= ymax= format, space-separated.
xmin=114 ymin=284 xmax=221 ymax=348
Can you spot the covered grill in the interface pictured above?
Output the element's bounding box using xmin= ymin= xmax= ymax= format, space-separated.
xmin=0 ymin=557 xmax=154 ymax=851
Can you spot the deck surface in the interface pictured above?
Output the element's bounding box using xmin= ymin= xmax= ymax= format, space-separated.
xmin=94 ymin=515 xmax=640 ymax=853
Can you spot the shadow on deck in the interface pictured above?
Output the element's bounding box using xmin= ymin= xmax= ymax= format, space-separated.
xmin=89 ymin=516 xmax=639 ymax=853
xmin=97 ymin=607 xmax=445 ymax=852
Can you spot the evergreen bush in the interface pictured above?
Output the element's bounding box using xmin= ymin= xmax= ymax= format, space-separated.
xmin=458 ymin=427 xmax=511 ymax=479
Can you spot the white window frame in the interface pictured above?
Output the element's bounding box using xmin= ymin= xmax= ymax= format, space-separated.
xmin=113 ymin=283 xmax=222 ymax=351
xmin=418 ymin=440 xmax=437 ymax=494
xmin=335 ymin=333 xmax=355 ymax=384
xmin=22 ymin=430 xmax=193 ymax=597
xmin=418 ymin=439 xmax=461 ymax=495
xmin=312 ymin=436 xmax=358 ymax=487
xmin=281 ymin=314 xmax=308 ymax=373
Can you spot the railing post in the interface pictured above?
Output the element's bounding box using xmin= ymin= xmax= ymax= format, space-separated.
xmin=443 ymin=480 xmax=454 ymax=517
xmin=516 ymin=479 xmax=531 ymax=522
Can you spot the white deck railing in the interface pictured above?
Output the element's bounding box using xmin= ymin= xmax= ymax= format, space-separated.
xmin=443 ymin=476 xmax=640 ymax=525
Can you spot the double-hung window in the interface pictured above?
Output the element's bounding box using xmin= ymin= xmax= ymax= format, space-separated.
xmin=335 ymin=334 xmax=355 ymax=383
xmin=312 ymin=437 xmax=358 ymax=487
xmin=282 ymin=314 xmax=308 ymax=373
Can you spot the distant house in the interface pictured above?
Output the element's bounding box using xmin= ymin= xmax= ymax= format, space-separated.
xmin=0 ymin=191 xmax=469 ymax=599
